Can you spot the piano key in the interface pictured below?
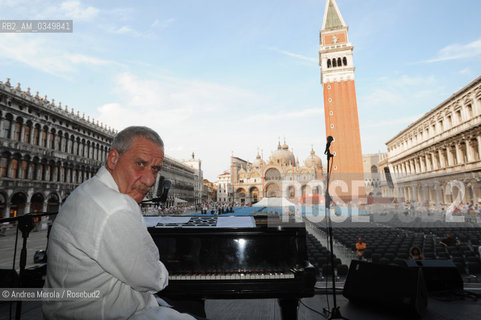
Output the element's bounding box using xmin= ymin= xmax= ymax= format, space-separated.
xmin=169 ymin=272 xmax=295 ymax=280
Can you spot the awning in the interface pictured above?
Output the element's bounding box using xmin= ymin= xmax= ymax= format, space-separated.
xmin=174 ymin=197 xmax=187 ymax=204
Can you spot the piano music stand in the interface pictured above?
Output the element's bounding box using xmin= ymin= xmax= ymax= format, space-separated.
xmin=323 ymin=138 xmax=348 ymax=320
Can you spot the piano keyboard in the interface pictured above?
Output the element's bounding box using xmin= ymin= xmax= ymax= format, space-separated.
xmin=169 ymin=272 xmax=295 ymax=280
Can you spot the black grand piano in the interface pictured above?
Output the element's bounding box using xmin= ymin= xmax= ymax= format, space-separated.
xmin=147 ymin=215 xmax=316 ymax=319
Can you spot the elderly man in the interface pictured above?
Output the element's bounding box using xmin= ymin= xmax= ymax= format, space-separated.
xmin=43 ymin=126 xmax=196 ymax=319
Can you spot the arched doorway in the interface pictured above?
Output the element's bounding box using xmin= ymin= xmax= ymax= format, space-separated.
xmin=265 ymin=183 xmax=280 ymax=198
xmin=47 ymin=193 xmax=60 ymax=213
xmin=236 ymin=188 xmax=246 ymax=205
xmin=10 ymin=192 xmax=27 ymax=217
xmin=249 ymin=187 xmax=259 ymax=204
xmin=30 ymin=193 xmax=45 ymax=213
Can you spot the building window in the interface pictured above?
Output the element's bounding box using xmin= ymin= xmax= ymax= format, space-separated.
xmin=329 ymin=111 xmax=333 ymax=116
xmin=23 ymin=125 xmax=31 ymax=143
xmin=2 ymin=119 xmax=11 ymax=138
xmin=0 ymin=157 xmax=7 ymax=177
xmin=14 ymin=122 xmax=21 ymax=141
xmin=41 ymin=129 xmax=47 ymax=147
xmin=49 ymin=132 xmax=54 ymax=149
xmin=10 ymin=159 xmax=18 ymax=178
xmin=33 ymin=126 xmax=40 ymax=145
xmin=343 ymin=57 xmax=347 ymax=66
xmin=330 ymin=124 xmax=334 ymax=128
xmin=327 ymin=59 xmax=331 ymax=68
xmin=467 ymin=104 xmax=473 ymax=118
xmin=456 ymin=110 xmax=462 ymax=124
xmin=328 ymin=98 xmax=332 ymax=102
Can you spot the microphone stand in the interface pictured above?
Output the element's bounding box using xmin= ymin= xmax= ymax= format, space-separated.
xmin=323 ymin=140 xmax=348 ymax=320
xmin=0 ymin=212 xmax=58 ymax=320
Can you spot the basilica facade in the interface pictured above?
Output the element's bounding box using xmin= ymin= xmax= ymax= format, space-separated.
xmin=230 ymin=142 xmax=324 ymax=204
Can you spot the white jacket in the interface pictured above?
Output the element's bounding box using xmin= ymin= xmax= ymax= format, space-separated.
xmin=43 ymin=166 xmax=193 ymax=319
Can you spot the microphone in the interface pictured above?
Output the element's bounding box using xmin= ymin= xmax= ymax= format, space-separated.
xmin=324 ymin=136 xmax=334 ymax=155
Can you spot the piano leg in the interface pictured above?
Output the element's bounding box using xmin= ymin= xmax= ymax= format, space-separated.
xmin=278 ymin=299 xmax=298 ymax=320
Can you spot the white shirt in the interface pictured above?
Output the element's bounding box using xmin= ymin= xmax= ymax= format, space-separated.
xmin=43 ymin=167 xmax=194 ymax=320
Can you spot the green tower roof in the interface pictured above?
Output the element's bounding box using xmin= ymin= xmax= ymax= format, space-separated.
xmin=324 ymin=0 xmax=345 ymax=30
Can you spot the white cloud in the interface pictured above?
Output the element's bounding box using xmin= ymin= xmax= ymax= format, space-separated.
xmin=363 ymin=115 xmax=423 ymax=128
xmin=247 ymin=107 xmax=322 ymax=121
xmin=0 ymin=34 xmax=120 ymax=77
xmin=60 ymin=1 xmax=100 ymax=21
xmin=267 ymin=47 xmax=317 ymax=63
xmin=425 ymin=38 xmax=481 ymax=63
xmin=32 ymin=0 xmax=101 ymax=21
xmin=152 ymin=18 xmax=175 ymax=29
xmin=459 ymin=67 xmax=472 ymax=75
xmin=108 ymin=25 xmax=145 ymax=37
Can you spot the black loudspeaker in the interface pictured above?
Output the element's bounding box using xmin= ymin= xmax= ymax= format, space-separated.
xmin=343 ymin=261 xmax=428 ymax=316
xmin=404 ymin=260 xmax=463 ymax=292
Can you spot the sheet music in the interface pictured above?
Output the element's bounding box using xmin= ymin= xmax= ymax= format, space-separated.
xmin=144 ymin=216 xmax=190 ymax=227
xmin=216 ymin=216 xmax=255 ymax=228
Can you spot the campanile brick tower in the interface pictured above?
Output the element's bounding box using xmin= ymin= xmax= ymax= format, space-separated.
xmin=319 ymin=0 xmax=365 ymax=201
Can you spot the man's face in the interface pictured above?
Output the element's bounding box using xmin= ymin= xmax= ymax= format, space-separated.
xmin=107 ymin=136 xmax=164 ymax=203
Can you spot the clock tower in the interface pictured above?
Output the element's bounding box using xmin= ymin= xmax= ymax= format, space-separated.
xmin=319 ymin=0 xmax=365 ymax=201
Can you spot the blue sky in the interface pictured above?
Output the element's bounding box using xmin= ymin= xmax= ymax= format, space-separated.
xmin=1 ymin=0 xmax=481 ymax=180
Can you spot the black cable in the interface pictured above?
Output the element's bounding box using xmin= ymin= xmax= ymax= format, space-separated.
xmin=299 ymin=299 xmax=328 ymax=319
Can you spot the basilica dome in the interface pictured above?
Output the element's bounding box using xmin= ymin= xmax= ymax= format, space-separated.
xmin=253 ymin=153 xmax=265 ymax=169
xmin=269 ymin=141 xmax=296 ymax=166
xmin=304 ymin=148 xmax=322 ymax=169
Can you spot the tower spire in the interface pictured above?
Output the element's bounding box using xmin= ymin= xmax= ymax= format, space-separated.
xmin=322 ymin=0 xmax=346 ymax=30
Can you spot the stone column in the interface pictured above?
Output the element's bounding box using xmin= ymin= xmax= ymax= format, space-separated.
xmin=438 ymin=149 xmax=444 ymax=168
xmin=17 ymin=159 xmax=25 ymax=180
xmin=447 ymin=146 xmax=454 ymax=166
xmin=6 ymin=157 xmax=12 ymax=178
xmin=19 ymin=123 xmax=25 ymax=142
xmin=29 ymin=124 xmax=35 ymax=144
xmin=3 ymin=202 xmax=10 ymax=218
xmin=455 ymin=143 xmax=463 ymax=165
xmin=24 ymin=201 xmax=31 ymax=214
xmin=430 ymin=152 xmax=437 ymax=170
xmin=466 ymin=139 xmax=476 ymax=162
xmin=8 ymin=121 xmax=15 ymax=140
xmin=52 ymin=165 xmax=58 ymax=182
xmin=414 ymin=158 xmax=420 ymax=173
xmin=0 ymin=119 xmax=4 ymax=138
xmin=37 ymin=163 xmax=43 ymax=181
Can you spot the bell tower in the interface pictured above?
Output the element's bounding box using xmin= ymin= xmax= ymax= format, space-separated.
xmin=319 ymin=0 xmax=365 ymax=201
